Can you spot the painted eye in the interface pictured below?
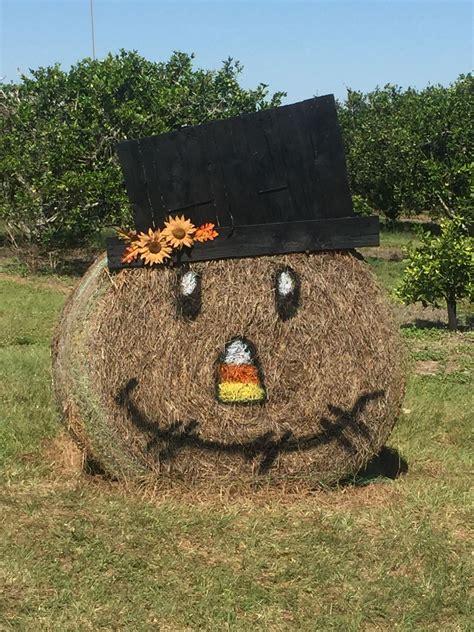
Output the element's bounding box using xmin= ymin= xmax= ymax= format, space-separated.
xmin=177 ymin=269 xmax=201 ymax=320
xmin=274 ymin=266 xmax=300 ymax=320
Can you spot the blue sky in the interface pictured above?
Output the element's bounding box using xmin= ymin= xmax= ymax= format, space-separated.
xmin=1 ymin=1 xmax=472 ymax=102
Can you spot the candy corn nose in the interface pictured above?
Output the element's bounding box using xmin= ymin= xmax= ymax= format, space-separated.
xmin=217 ymin=337 xmax=266 ymax=404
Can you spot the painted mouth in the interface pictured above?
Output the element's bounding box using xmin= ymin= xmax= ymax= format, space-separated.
xmin=216 ymin=337 xmax=266 ymax=404
xmin=116 ymin=378 xmax=385 ymax=475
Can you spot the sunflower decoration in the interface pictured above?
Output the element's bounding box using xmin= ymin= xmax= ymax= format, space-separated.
xmin=195 ymin=222 xmax=219 ymax=242
xmin=116 ymin=215 xmax=219 ymax=266
xmin=136 ymin=228 xmax=172 ymax=266
xmin=162 ymin=215 xmax=196 ymax=249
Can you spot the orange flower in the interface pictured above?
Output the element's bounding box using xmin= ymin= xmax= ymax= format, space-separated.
xmin=195 ymin=222 xmax=219 ymax=242
xmin=121 ymin=243 xmax=140 ymax=264
xmin=162 ymin=215 xmax=196 ymax=249
xmin=137 ymin=228 xmax=172 ymax=265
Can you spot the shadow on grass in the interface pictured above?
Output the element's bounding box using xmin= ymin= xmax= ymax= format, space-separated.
xmin=401 ymin=318 xmax=473 ymax=332
xmin=82 ymin=444 xmax=409 ymax=490
xmin=343 ymin=446 xmax=409 ymax=487
xmin=401 ymin=319 xmax=446 ymax=330
xmin=55 ymin=257 xmax=96 ymax=277
xmin=83 ymin=455 xmax=113 ymax=478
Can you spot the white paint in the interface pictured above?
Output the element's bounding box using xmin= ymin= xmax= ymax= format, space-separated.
xmin=180 ymin=271 xmax=198 ymax=296
xmin=277 ymin=270 xmax=295 ymax=296
xmin=223 ymin=338 xmax=253 ymax=365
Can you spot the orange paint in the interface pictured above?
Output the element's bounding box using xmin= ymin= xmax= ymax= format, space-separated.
xmin=219 ymin=364 xmax=259 ymax=384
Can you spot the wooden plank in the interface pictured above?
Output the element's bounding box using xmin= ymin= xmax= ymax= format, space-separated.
xmin=203 ymin=121 xmax=233 ymax=228
xmin=138 ymin=136 xmax=167 ymax=228
xmin=208 ymin=116 xmax=256 ymax=226
xmin=146 ymin=130 xmax=185 ymax=216
xmin=306 ymin=95 xmax=353 ymax=219
xmin=243 ymin=109 xmax=295 ymax=223
xmin=107 ymin=216 xmax=379 ymax=269
xmin=133 ymin=124 xmax=226 ymax=228
xmin=116 ymin=140 xmax=154 ymax=232
xmin=231 ymin=114 xmax=262 ymax=224
xmin=167 ymin=125 xmax=215 ymax=225
xmin=273 ymin=99 xmax=320 ymax=220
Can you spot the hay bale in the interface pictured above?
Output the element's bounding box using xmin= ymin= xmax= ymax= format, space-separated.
xmin=52 ymin=251 xmax=406 ymax=486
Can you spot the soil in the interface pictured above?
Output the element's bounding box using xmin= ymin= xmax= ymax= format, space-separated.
xmin=415 ymin=360 xmax=440 ymax=376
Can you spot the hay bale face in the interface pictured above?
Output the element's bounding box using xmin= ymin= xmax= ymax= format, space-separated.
xmin=53 ymin=251 xmax=405 ymax=485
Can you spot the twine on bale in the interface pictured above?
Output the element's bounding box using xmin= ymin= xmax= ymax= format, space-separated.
xmin=52 ymin=251 xmax=406 ymax=488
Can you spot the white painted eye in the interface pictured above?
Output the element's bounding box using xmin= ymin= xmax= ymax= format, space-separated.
xmin=223 ymin=339 xmax=253 ymax=365
xmin=177 ymin=269 xmax=202 ymax=320
xmin=274 ymin=266 xmax=299 ymax=320
xmin=180 ymin=270 xmax=198 ymax=296
xmin=277 ymin=270 xmax=295 ymax=296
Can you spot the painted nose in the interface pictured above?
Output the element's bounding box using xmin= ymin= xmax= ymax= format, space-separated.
xmin=216 ymin=337 xmax=266 ymax=404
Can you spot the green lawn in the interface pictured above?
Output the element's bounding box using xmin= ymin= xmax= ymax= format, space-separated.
xmin=380 ymin=228 xmax=420 ymax=249
xmin=0 ymin=254 xmax=473 ymax=631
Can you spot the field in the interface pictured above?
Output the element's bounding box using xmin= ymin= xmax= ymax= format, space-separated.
xmin=0 ymin=231 xmax=473 ymax=631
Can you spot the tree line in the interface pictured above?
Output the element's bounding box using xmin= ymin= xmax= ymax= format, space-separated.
xmin=337 ymin=76 xmax=472 ymax=224
xmin=0 ymin=50 xmax=472 ymax=250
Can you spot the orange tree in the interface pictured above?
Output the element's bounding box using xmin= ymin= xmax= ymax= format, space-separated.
xmin=338 ymin=74 xmax=473 ymax=224
xmin=396 ymin=216 xmax=473 ymax=330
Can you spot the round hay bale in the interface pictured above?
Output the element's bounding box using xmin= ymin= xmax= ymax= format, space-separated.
xmin=52 ymin=251 xmax=406 ymax=486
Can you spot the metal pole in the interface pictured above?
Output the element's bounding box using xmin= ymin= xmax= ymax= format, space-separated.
xmin=90 ymin=0 xmax=96 ymax=60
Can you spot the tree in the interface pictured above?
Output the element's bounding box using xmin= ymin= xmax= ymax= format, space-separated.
xmin=0 ymin=50 xmax=285 ymax=249
xmin=396 ymin=216 xmax=474 ymax=330
xmin=337 ymin=74 xmax=473 ymax=223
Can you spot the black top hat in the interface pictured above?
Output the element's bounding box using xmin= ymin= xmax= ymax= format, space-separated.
xmin=107 ymin=95 xmax=378 ymax=269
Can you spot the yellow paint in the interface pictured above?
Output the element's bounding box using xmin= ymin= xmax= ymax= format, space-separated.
xmin=218 ymin=382 xmax=265 ymax=403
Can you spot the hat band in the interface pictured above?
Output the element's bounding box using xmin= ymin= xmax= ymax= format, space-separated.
xmin=107 ymin=215 xmax=379 ymax=270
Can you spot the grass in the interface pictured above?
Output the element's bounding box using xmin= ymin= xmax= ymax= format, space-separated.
xmin=380 ymin=228 xmax=420 ymax=249
xmin=1 ymin=239 xmax=473 ymax=631
xmin=367 ymin=257 xmax=406 ymax=293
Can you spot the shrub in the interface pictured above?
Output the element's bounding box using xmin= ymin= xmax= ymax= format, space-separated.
xmin=351 ymin=194 xmax=376 ymax=217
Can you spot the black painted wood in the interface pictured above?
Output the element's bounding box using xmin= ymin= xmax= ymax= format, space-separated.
xmin=276 ymin=100 xmax=316 ymax=219
xmin=138 ymin=136 xmax=166 ymax=228
xmin=116 ymin=140 xmax=153 ymax=232
xmin=245 ymin=108 xmax=293 ymax=224
xmin=306 ymin=96 xmax=353 ymax=219
xmin=107 ymin=216 xmax=379 ymax=270
xmin=116 ymin=95 xmax=357 ymax=233
xmin=205 ymin=121 xmax=232 ymax=227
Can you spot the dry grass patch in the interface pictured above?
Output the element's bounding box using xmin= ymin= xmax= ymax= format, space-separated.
xmin=41 ymin=432 xmax=84 ymax=478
